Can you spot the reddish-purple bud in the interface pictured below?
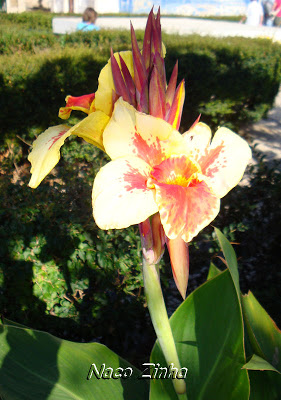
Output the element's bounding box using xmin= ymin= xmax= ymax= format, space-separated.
xmin=139 ymin=214 xmax=165 ymax=265
xmin=151 ymin=8 xmax=162 ymax=62
xmin=167 ymin=236 xmax=189 ymax=299
xmin=119 ymin=54 xmax=137 ymax=108
xmin=153 ymin=51 xmax=166 ymax=90
xmin=149 ymin=66 xmax=166 ymax=119
xmin=110 ymin=50 xmax=132 ymax=104
xmin=188 ymin=114 xmax=201 ymax=131
xmin=166 ymin=79 xmax=185 ymax=130
xmin=139 ymin=78 xmax=149 ymax=114
xmin=142 ymin=9 xmax=153 ymax=72
xmin=165 ymin=61 xmax=178 ymax=112
xmin=131 ymin=23 xmax=147 ymax=94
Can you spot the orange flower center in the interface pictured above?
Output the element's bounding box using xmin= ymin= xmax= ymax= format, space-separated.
xmin=149 ymin=155 xmax=201 ymax=188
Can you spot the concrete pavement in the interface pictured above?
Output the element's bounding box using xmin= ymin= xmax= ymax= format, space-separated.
xmin=53 ymin=16 xmax=281 ymax=42
xmin=98 ymin=17 xmax=281 ymax=42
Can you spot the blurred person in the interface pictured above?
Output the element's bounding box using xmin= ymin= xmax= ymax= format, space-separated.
xmin=262 ymin=0 xmax=275 ymax=25
xmin=272 ymin=0 xmax=281 ymax=26
xmin=241 ymin=0 xmax=264 ymax=26
xmin=77 ymin=8 xmax=100 ymax=31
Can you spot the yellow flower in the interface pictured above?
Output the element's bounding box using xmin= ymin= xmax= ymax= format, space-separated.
xmin=27 ymin=50 xmax=135 ymax=189
xmin=28 ymin=10 xmax=184 ymax=189
xmin=92 ymin=99 xmax=252 ymax=249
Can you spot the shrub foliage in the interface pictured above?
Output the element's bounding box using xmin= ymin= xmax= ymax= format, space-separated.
xmin=0 ymin=20 xmax=281 ymax=143
xmin=0 ymin=12 xmax=281 ymax=365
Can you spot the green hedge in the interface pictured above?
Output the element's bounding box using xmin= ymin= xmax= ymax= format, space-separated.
xmin=1 ymin=12 xmax=281 ymax=365
xmin=1 ymin=30 xmax=281 ymax=145
xmin=0 ymin=11 xmax=54 ymax=30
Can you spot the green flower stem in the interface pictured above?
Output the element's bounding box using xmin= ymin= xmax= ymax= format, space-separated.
xmin=143 ymin=260 xmax=187 ymax=399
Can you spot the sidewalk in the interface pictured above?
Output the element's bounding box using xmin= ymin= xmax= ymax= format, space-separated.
xmin=244 ymin=88 xmax=281 ymax=168
xmin=97 ymin=16 xmax=281 ymax=42
xmin=53 ymin=16 xmax=281 ymax=42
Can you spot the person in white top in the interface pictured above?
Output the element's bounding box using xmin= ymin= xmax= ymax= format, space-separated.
xmin=244 ymin=0 xmax=264 ymax=26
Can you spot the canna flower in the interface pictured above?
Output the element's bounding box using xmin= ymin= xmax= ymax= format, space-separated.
xmin=28 ymin=8 xmax=184 ymax=190
xmin=92 ymin=99 xmax=252 ymax=297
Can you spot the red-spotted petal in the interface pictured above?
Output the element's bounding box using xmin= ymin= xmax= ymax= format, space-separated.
xmin=150 ymin=156 xmax=220 ymax=242
xmin=183 ymin=122 xmax=212 ymax=161
xmin=103 ymin=99 xmax=184 ymax=166
xmin=28 ymin=125 xmax=71 ymax=188
xmin=59 ymin=93 xmax=95 ymax=120
xmin=92 ymin=156 xmax=158 ymax=230
xmin=197 ymin=127 xmax=252 ymax=198
xmin=28 ymin=110 xmax=109 ymax=188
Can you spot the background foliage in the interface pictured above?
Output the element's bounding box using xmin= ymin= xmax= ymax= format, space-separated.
xmin=0 ymin=12 xmax=280 ymax=368
xmin=1 ymin=18 xmax=281 ymax=142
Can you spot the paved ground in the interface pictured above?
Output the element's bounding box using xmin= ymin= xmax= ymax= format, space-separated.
xmin=243 ymin=88 xmax=281 ymax=169
xmin=97 ymin=16 xmax=281 ymax=42
xmin=54 ymin=16 xmax=281 ymax=42
xmin=53 ymin=15 xmax=281 ymax=170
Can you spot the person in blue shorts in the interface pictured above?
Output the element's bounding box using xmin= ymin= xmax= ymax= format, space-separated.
xmin=77 ymin=8 xmax=100 ymax=32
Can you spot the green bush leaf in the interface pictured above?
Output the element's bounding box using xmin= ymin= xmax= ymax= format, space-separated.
xmin=242 ymin=291 xmax=281 ymax=372
xmin=150 ymin=270 xmax=249 ymax=400
xmin=0 ymin=322 xmax=148 ymax=400
xmin=247 ymin=371 xmax=281 ymax=400
xmin=214 ymin=227 xmax=240 ymax=297
xmin=243 ymin=354 xmax=280 ymax=373
xmin=206 ymin=262 xmax=222 ymax=281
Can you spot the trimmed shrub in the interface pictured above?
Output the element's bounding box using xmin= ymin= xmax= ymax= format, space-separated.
xmin=0 ymin=11 xmax=54 ymax=30
xmin=1 ymin=31 xmax=281 ymax=145
xmin=1 ymin=12 xmax=280 ymax=364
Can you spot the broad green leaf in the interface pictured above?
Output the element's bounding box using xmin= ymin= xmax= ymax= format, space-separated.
xmin=214 ymin=227 xmax=240 ymax=296
xmin=242 ymin=354 xmax=280 ymax=373
xmin=206 ymin=262 xmax=222 ymax=281
xmin=0 ymin=323 xmax=148 ymax=400
xmin=242 ymin=291 xmax=281 ymax=372
xmin=150 ymin=270 xmax=250 ymax=400
xmin=248 ymin=371 xmax=281 ymax=400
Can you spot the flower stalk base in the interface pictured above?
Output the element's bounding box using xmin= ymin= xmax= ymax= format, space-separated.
xmin=142 ymin=260 xmax=187 ymax=398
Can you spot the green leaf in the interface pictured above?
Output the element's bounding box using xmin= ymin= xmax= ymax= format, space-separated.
xmin=248 ymin=371 xmax=281 ymax=400
xmin=0 ymin=322 xmax=148 ymax=400
xmin=206 ymin=262 xmax=222 ymax=281
xmin=242 ymin=291 xmax=281 ymax=372
xmin=214 ymin=227 xmax=240 ymax=296
xmin=242 ymin=354 xmax=280 ymax=374
xmin=150 ymin=270 xmax=250 ymax=400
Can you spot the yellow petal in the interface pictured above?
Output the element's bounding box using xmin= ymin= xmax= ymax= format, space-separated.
xmin=198 ymin=127 xmax=252 ymax=198
xmin=58 ymin=93 xmax=95 ymax=120
xmin=28 ymin=111 xmax=110 ymax=188
xmin=69 ymin=110 xmax=110 ymax=151
xmin=92 ymin=156 xmax=158 ymax=230
xmin=95 ymin=51 xmax=134 ymax=116
xmin=103 ymin=98 xmax=185 ymax=165
xmin=183 ymin=122 xmax=212 ymax=160
xmin=28 ymin=125 xmax=71 ymax=189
